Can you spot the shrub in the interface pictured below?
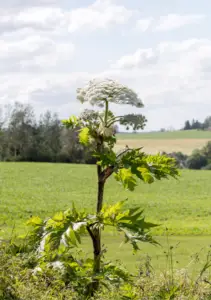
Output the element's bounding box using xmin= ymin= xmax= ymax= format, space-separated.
xmin=201 ymin=141 xmax=211 ymax=160
xmin=202 ymin=163 xmax=211 ymax=170
xmin=162 ymin=151 xmax=188 ymax=168
xmin=186 ymin=150 xmax=208 ymax=170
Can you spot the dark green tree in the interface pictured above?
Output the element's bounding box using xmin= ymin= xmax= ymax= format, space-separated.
xmin=186 ymin=150 xmax=208 ymax=169
xmin=120 ymin=113 xmax=147 ymax=133
xmin=184 ymin=120 xmax=191 ymax=130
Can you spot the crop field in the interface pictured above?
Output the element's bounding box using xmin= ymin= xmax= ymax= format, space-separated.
xmin=116 ymin=130 xmax=211 ymax=154
xmin=0 ymin=162 xmax=211 ymax=274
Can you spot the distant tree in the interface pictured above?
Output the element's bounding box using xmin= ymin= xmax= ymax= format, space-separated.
xmin=201 ymin=141 xmax=211 ymax=160
xmin=35 ymin=111 xmax=62 ymax=162
xmin=183 ymin=119 xmax=203 ymax=130
xmin=191 ymin=119 xmax=202 ymax=130
xmin=202 ymin=163 xmax=211 ymax=170
xmin=186 ymin=150 xmax=208 ymax=170
xmin=203 ymin=116 xmax=211 ymax=130
xmin=161 ymin=151 xmax=188 ymax=168
xmin=4 ymin=102 xmax=35 ymax=160
xmin=119 ymin=113 xmax=147 ymax=133
xmin=184 ymin=120 xmax=191 ymax=130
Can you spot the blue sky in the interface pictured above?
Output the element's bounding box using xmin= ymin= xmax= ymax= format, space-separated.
xmin=1 ymin=0 xmax=211 ymax=130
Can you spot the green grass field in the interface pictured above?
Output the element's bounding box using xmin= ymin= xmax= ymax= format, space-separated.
xmin=117 ymin=130 xmax=211 ymax=140
xmin=1 ymin=162 xmax=211 ymax=274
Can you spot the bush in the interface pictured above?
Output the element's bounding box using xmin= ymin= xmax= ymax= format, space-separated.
xmin=186 ymin=150 xmax=208 ymax=170
xmin=2 ymin=239 xmax=211 ymax=299
xmin=202 ymin=163 xmax=211 ymax=170
xmin=161 ymin=151 xmax=188 ymax=168
xmin=201 ymin=141 xmax=211 ymax=160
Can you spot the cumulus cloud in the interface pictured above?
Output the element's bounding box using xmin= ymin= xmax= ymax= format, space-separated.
xmin=0 ymin=0 xmax=210 ymax=130
xmin=0 ymin=7 xmax=66 ymax=35
xmin=101 ymin=37 xmax=211 ymax=129
xmin=0 ymin=0 xmax=134 ymax=36
xmin=155 ymin=14 xmax=205 ymax=31
xmin=134 ymin=17 xmax=153 ymax=32
xmin=112 ymin=48 xmax=158 ymax=69
xmin=0 ymin=0 xmax=135 ymax=112
xmin=67 ymin=0 xmax=135 ymax=32
xmin=110 ymin=38 xmax=211 ymax=109
xmin=0 ymin=0 xmax=58 ymax=9
xmin=0 ymin=32 xmax=75 ymax=73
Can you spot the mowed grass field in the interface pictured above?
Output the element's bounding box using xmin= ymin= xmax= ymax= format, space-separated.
xmin=116 ymin=130 xmax=211 ymax=154
xmin=1 ymin=162 xmax=211 ymax=274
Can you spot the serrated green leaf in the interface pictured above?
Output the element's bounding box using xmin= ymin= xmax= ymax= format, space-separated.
xmin=137 ymin=167 xmax=155 ymax=183
xmin=79 ymin=127 xmax=90 ymax=145
xmin=26 ymin=216 xmax=43 ymax=227
xmin=52 ymin=212 xmax=64 ymax=222
xmin=62 ymin=115 xmax=79 ymax=129
xmin=65 ymin=227 xmax=78 ymax=247
xmin=114 ymin=169 xmax=137 ymax=191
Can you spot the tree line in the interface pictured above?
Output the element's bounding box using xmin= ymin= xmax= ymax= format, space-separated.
xmin=183 ymin=116 xmax=211 ymax=130
xmin=0 ymin=102 xmax=96 ymax=163
xmin=163 ymin=140 xmax=211 ymax=170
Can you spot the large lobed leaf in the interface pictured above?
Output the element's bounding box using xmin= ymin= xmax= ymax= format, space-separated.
xmin=99 ymin=201 xmax=158 ymax=253
xmin=28 ymin=205 xmax=89 ymax=257
xmin=114 ymin=149 xmax=179 ymax=191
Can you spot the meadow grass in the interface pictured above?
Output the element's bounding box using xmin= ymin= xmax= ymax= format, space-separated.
xmin=117 ymin=130 xmax=211 ymax=140
xmin=1 ymin=163 xmax=211 ymax=236
xmin=1 ymin=162 xmax=211 ymax=274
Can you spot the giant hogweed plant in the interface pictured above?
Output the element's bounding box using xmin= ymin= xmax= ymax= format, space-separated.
xmin=26 ymin=79 xmax=178 ymax=295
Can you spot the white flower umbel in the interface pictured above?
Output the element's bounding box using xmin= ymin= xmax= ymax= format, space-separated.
xmin=77 ymin=79 xmax=143 ymax=108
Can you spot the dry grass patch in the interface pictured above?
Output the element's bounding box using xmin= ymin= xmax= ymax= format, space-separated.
xmin=116 ymin=138 xmax=210 ymax=154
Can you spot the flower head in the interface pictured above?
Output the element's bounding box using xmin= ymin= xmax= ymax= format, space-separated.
xmin=77 ymin=78 xmax=143 ymax=108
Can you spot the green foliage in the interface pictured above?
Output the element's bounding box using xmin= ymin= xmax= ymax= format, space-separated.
xmin=15 ymin=201 xmax=158 ymax=296
xmin=25 ymin=202 xmax=156 ymax=259
xmin=62 ymin=115 xmax=79 ymax=129
xmin=120 ymin=114 xmax=147 ymax=132
xmin=202 ymin=163 xmax=211 ymax=170
xmin=114 ymin=169 xmax=138 ymax=191
xmin=26 ymin=205 xmax=88 ymax=257
xmin=201 ymin=141 xmax=211 ymax=159
xmin=2 ymin=238 xmax=211 ymax=299
xmin=114 ymin=149 xmax=179 ymax=191
xmin=183 ymin=115 xmax=211 ymax=130
xmin=100 ymin=201 xmax=158 ymax=252
xmin=2 ymin=80 xmax=180 ymax=297
xmin=79 ymin=127 xmax=90 ymax=145
xmin=0 ymin=103 xmax=96 ymax=164
xmin=186 ymin=150 xmax=208 ymax=170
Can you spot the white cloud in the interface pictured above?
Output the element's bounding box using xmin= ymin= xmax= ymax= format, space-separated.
xmin=109 ymin=38 xmax=211 ymax=110
xmin=135 ymin=18 xmax=153 ymax=32
xmin=68 ymin=0 xmax=135 ymax=32
xmin=112 ymin=48 xmax=158 ymax=69
xmin=0 ymin=0 xmax=58 ymax=9
xmin=0 ymin=32 xmax=75 ymax=73
xmin=0 ymin=0 xmax=134 ymax=36
xmin=0 ymin=0 xmax=210 ymax=130
xmin=155 ymin=14 xmax=204 ymax=31
xmin=0 ymin=0 xmax=135 ymax=112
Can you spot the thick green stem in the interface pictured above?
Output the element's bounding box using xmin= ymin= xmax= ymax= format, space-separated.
xmin=87 ymin=224 xmax=102 ymax=293
xmin=97 ymin=177 xmax=105 ymax=213
xmin=87 ymin=138 xmax=105 ymax=294
xmin=104 ymin=100 xmax=109 ymax=126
